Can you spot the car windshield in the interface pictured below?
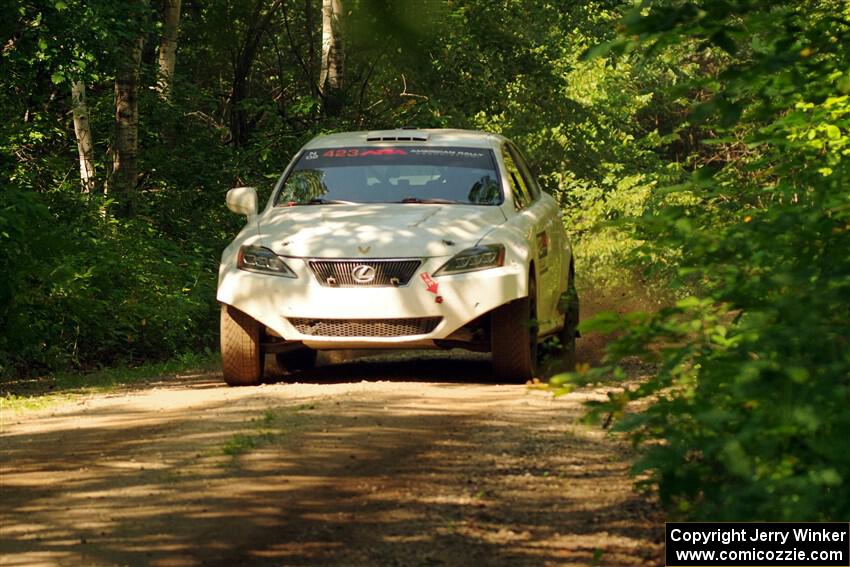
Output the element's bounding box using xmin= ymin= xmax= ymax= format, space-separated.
xmin=275 ymin=146 xmax=502 ymax=206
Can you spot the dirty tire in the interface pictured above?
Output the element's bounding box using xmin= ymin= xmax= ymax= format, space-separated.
xmin=491 ymin=277 xmax=538 ymax=383
xmin=220 ymin=304 xmax=263 ymax=386
xmin=276 ymin=348 xmax=318 ymax=372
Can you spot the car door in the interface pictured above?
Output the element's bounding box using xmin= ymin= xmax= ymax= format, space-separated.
xmin=505 ymin=144 xmax=564 ymax=334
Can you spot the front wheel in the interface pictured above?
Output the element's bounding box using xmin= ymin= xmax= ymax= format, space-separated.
xmin=491 ymin=277 xmax=538 ymax=383
xmin=220 ymin=304 xmax=264 ymax=386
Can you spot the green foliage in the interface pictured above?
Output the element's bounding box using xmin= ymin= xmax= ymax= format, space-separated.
xmin=555 ymin=0 xmax=850 ymax=521
xmin=0 ymin=186 xmax=221 ymax=374
xmin=1 ymin=0 xmax=656 ymax=378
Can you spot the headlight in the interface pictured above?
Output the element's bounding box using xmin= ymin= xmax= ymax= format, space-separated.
xmin=237 ymin=245 xmax=297 ymax=278
xmin=433 ymin=244 xmax=505 ymax=276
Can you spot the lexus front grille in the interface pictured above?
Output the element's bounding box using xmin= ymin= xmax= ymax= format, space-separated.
xmin=288 ymin=317 xmax=442 ymax=337
xmin=308 ymin=259 xmax=421 ymax=287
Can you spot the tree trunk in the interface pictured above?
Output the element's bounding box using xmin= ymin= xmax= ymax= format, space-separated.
xmin=306 ymin=0 xmax=316 ymax=85
xmin=71 ymin=80 xmax=96 ymax=193
xmin=112 ymin=36 xmax=143 ymax=217
xmin=319 ymin=0 xmax=343 ymax=115
xmin=157 ymin=0 xmax=181 ymax=100
xmin=228 ymin=0 xmax=283 ymax=146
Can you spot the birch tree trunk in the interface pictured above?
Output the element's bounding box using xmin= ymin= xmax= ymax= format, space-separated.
xmin=71 ymin=80 xmax=96 ymax=193
xmin=157 ymin=0 xmax=181 ymax=100
xmin=112 ymin=37 xmax=143 ymax=217
xmin=319 ymin=0 xmax=343 ymax=115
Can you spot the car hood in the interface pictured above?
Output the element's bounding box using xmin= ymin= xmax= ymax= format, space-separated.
xmin=257 ymin=204 xmax=506 ymax=258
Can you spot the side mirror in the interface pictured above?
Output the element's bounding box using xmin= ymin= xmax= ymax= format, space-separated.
xmin=226 ymin=187 xmax=258 ymax=217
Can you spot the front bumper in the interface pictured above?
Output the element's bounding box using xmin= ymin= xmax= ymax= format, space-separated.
xmin=216 ymin=256 xmax=526 ymax=348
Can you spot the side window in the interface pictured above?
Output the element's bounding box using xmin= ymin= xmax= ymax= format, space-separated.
xmin=502 ymin=149 xmax=531 ymax=210
xmin=508 ymin=144 xmax=541 ymax=201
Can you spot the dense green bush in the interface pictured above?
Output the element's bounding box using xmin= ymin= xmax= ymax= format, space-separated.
xmin=555 ymin=0 xmax=850 ymax=521
xmin=0 ymin=183 xmax=222 ymax=375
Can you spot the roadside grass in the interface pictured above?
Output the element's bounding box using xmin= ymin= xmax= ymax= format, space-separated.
xmin=221 ymin=405 xmax=317 ymax=461
xmin=0 ymin=351 xmax=220 ymax=414
xmin=223 ymin=432 xmax=277 ymax=456
xmin=571 ymin=225 xmax=678 ymax=307
xmin=223 ymin=410 xmax=278 ymax=457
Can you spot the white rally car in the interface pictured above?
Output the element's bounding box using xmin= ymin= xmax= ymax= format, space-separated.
xmin=217 ymin=129 xmax=579 ymax=385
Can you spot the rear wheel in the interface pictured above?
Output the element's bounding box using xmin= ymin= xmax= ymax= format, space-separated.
xmin=220 ymin=304 xmax=263 ymax=386
xmin=491 ymin=276 xmax=538 ymax=383
xmin=276 ymin=348 xmax=317 ymax=372
xmin=559 ymin=276 xmax=580 ymax=372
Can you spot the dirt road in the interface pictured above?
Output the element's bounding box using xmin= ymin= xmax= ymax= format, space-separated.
xmin=1 ymin=351 xmax=663 ymax=566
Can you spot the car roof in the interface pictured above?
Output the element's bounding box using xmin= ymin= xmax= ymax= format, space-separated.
xmin=303 ymin=129 xmax=507 ymax=150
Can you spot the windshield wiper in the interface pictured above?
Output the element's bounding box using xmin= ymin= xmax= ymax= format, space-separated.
xmin=399 ymin=197 xmax=461 ymax=204
xmin=304 ymin=198 xmax=356 ymax=205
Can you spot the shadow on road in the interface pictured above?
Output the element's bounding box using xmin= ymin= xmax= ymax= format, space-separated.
xmin=267 ymin=349 xmax=495 ymax=386
xmin=1 ymin=374 xmax=663 ymax=566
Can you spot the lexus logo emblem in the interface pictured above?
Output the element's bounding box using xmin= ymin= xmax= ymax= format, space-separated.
xmin=351 ymin=265 xmax=376 ymax=283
